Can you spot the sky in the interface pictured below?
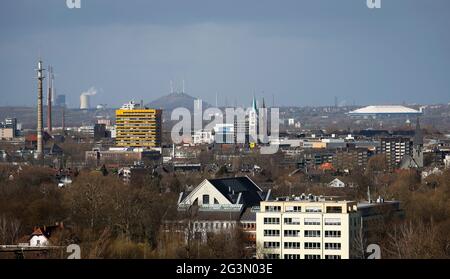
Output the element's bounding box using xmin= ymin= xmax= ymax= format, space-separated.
xmin=0 ymin=0 xmax=449 ymax=108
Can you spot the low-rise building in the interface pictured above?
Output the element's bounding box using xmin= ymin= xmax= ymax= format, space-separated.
xmin=328 ymin=178 xmax=346 ymax=188
xmin=85 ymin=148 xmax=161 ymax=167
xmin=165 ymin=176 xmax=271 ymax=258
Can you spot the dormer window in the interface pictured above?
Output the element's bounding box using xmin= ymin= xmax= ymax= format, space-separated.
xmin=202 ymin=194 xmax=210 ymax=205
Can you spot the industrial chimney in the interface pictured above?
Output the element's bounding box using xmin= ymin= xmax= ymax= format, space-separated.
xmin=36 ymin=59 xmax=45 ymax=160
xmin=47 ymin=65 xmax=53 ymax=132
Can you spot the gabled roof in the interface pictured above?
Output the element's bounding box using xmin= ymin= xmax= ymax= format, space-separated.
xmin=31 ymin=227 xmax=44 ymax=236
xmin=207 ymin=176 xmax=264 ymax=207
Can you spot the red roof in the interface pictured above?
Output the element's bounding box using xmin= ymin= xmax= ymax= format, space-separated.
xmin=319 ymin=162 xmax=335 ymax=171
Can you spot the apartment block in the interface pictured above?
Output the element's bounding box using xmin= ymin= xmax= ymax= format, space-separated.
xmin=256 ymin=196 xmax=360 ymax=259
xmin=115 ymin=101 xmax=162 ymax=148
xmin=380 ymin=137 xmax=412 ymax=170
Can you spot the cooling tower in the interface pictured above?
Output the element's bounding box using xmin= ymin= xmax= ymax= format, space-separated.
xmin=80 ymin=94 xmax=90 ymax=110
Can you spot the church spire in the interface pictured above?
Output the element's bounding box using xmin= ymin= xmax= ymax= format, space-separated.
xmin=414 ymin=117 xmax=423 ymax=146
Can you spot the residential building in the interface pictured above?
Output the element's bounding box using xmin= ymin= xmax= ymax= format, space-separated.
xmin=0 ymin=117 xmax=18 ymax=140
xmin=380 ymin=137 xmax=413 ymax=170
xmin=85 ymin=148 xmax=161 ymax=167
xmin=165 ymin=176 xmax=271 ymax=258
xmin=115 ymin=101 xmax=162 ymax=148
xmin=328 ymin=178 xmax=345 ymax=188
xmin=0 ymin=127 xmax=14 ymax=140
xmin=256 ymin=196 xmax=360 ymax=259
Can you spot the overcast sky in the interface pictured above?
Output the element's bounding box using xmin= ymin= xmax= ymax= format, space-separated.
xmin=1 ymin=0 xmax=449 ymax=108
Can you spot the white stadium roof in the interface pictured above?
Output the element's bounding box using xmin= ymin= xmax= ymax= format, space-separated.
xmin=348 ymin=105 xmax=422 ymax=115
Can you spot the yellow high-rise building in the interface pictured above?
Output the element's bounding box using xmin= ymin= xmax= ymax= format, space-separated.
xmin=115 ymin=101 xmax=162 ymax=148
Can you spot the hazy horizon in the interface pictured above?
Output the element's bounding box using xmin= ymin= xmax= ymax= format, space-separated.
xmin=1 ymin=0 xmax=449 ymax=108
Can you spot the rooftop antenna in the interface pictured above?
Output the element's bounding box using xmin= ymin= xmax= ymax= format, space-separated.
xmin=215 ymin=93 xmax=218 ymax=107
xmin=170 ymin=80 xmax=174 ymax=94
xmin=182 ymin=79 xmax=185 ymax=94
xmin=272 ymin=94 xmax=275 ymax=107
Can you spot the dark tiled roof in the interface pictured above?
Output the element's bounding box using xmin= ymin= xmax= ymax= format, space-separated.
xmin=208 ymin=176 xmax=263 ymax=207
xmin=239 ymin=207 xmax=257 ymax=222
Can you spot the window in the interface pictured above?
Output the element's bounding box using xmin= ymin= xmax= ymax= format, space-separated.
xmin=326 ymin=206 xmax=342 ymax=213
xmin=263 ymin=254 xmax=280 ymax=259
xmin=284 ymin=254 xmax=301 ymax=259
xmin=285 ymin=206 xmax=301 ymax=212
xmin=325 ymin=255 xmax=341 ymax=259
xmin=304 ymin=254 xmax=321 ymax=259
xmin=325 ymin=243 xmax=341 ymax=250
xmin=264 ymin=242 xmax=280 ymax=249
xmin=214 ymin=198 xmax=219 ymax=204
xmin=202 ymin=194 xmax=210 ymax=205
xmin=325 ymin=230 xmax=341 ymax=238
xmin=324 ymin=218 xmax=341 ymax=226
xmin=284 ymin=242 xmax=301 ymax=249
xmin=265 ymin=206 xmax=281 ymax=212
xmin=284 ymin=217 xmax=301 ymax=225
xmin=284 ymin=230 xmax=301 ymax=237
xmin=304 ymin=218 xmax=321 ymax=225
xmin=264 ymin=217 xmax=280 ymax=225
xmin=304 ymin=242 xmax=321 ymax=250
xmin=304 ymin=230 xmax=321 ymax=237
xmin=305 ymin=206 xmax=322 ymax=213
xmin=264 ymin=230 xmax=280 ymax=237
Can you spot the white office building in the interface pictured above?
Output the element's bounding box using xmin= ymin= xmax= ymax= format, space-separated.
xmin=256 ymin=196 xmax=360 ymax=259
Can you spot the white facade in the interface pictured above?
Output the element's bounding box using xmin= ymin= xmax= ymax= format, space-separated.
xmin=248 ymin=109 xmax=258 ymax=144
xmin=328 ymin=178 xmax=346 ymax=188
xmin=120 ymin=101 xmax=142 ymax=110
xmin=214 ymin=123 xmax=235 ymax=144
xmin=193 ymin=130 xmax=214 ymax=145
xmin=445 ymin=155 xmax=450 ymax=169
xmin=288 ymin=118 xmax=295 ymax=126
xmin=30 ymin=235 xmax=49 ymax=247
xmin=179 ymin=179 xmax=237 ymax=207
xmin=256 ymin=198 xmax=360 ymax=259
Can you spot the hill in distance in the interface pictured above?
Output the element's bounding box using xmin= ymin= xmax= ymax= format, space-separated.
xmin=146 ymin=92 xmax=211 ymax=112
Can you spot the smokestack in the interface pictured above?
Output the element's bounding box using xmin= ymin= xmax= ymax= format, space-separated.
xmin=62 ymin=106 xmax=65 ymax=132
xmin=47 ymin=65 xmax=53 ymax=133
xmin=36 ymin=59 xmax=45 ymax=159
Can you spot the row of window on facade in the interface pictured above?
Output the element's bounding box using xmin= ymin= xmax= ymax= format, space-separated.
xmin=263 ymin=242 xmax=342 ymax=250
xmin=263 ymin=218 xmax=342 ymax=226
xmin=264 ymin=206 xmax=343 ymax=213
xmin=193 ymin=221 xmax=236 ymax=230
xmin=264 ymin=254 xmax=341 ymax=259
xmin=263 ymin=230 xmax=341 ymax=238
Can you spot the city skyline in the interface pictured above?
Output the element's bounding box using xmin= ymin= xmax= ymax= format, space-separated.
xmin=1 ymin=0 xmax=450 ymax=108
